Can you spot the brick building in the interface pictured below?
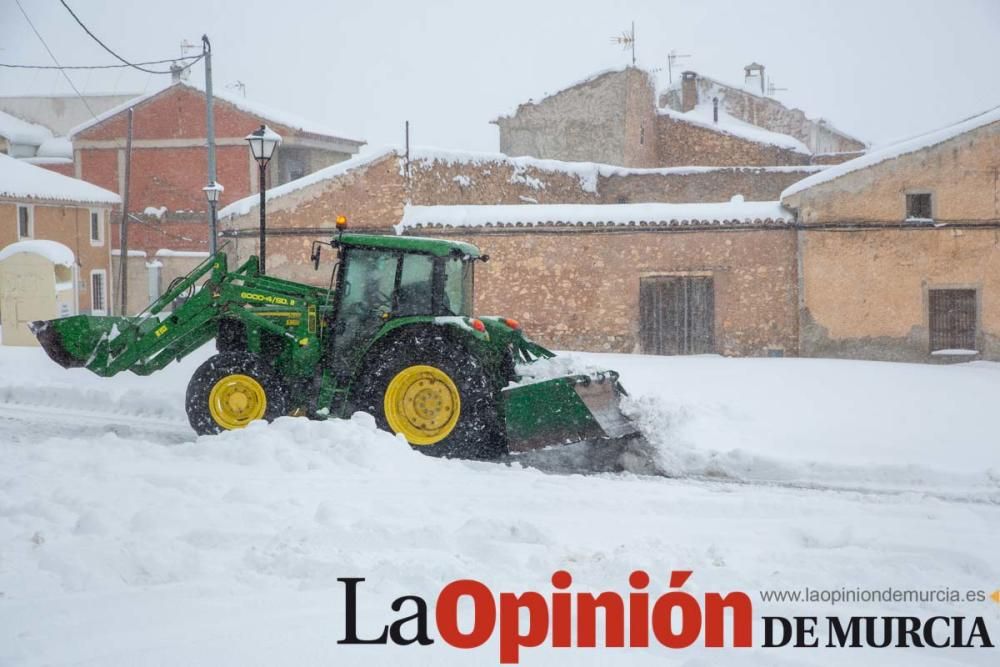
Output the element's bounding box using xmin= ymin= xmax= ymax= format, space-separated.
xmin=494 ymin=67 xmax=865 ymax=168
xmin=782 ymin=105 xmax=1000 ymax=362
xmin=0 ymin=153 xmax=118 ymax=320
xmin=69 ymin=81 xmax=364 ymax=253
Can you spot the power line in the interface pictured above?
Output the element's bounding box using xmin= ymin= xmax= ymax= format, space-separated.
xmin=0 ymin=55 xmax=202 ymax=71
xmin=13 ymin=0 xmax=96 ymax=118
xmin=58 ymin=0 xmax=203 ymax=75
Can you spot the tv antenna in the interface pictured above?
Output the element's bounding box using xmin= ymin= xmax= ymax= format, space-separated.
xmin=226 ymin=80 xmax=247 ymax=98
xmin=767 ymin=79 xmax=788 ymax=97
xmin=667 ymin=50 xmax=691 ymax=84
xmin=610 ymin=21 xmax=636 ymax=66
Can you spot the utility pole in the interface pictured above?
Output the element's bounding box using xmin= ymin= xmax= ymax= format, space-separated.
xmin=203 ymin=34 xmax=218 ymax=254
xmin=119 ymin=108 xmax=133 ymax=316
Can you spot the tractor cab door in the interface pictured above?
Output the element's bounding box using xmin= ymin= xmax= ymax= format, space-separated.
xmin=332 ymin=248 xmax=396 ymax=366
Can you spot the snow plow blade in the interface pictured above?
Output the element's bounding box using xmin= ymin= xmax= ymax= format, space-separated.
xmin=502 ymin=371 xmax=639 ymax=453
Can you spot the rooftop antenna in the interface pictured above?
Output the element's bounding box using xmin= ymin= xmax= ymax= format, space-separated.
xmin=226 ymin=80 xmax=247 ymax=98
xmin=177 ymin=39 xmax=198 ymax=81
xmin=766 ymin=79 xmax=788 ymax=97
xmin=610 ymin=21 xmax=636 ymax=66
xmin=667 ymin=49 xmax=691 ymax=84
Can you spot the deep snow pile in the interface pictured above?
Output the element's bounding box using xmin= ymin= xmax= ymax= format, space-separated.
xmin=1 ymin=346 xmax=999 ymax=665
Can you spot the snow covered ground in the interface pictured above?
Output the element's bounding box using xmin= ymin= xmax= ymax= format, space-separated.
xmin=0 ymin=345 xmax=997 ymax=665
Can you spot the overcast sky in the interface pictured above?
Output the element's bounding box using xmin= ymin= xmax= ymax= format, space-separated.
xmin=2 ymin=0 xmax=998 ymax=153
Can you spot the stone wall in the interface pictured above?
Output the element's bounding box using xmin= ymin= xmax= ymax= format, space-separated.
xmin=495 ymin=69 xmax=629 ymax=165
xmin=783 ymin=121 xmax=1000 ymax=224
xmin=420 ymin=227 xmax=800 ymax=355
xmin=657 ymin=114 xmax=811 ymax=167
xmin=220 ymin=151 xmax=816 ymax=285
xmin=799 ymin=227 xmax=1000 ymax=361
xmin=786 ymin=119 xmax=1000 ymax=361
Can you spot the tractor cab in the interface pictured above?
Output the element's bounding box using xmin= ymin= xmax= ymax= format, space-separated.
xmin=315 ymin=233 xmax=481 ymax=366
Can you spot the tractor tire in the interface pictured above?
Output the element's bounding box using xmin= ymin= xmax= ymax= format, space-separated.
xmin=186 ymin=352 xmax=289 ymax=435
xmin=352 ymin=333 xmax=504 ymax=460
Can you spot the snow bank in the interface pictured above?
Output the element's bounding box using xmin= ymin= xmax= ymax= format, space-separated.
xmin=397 ymin=200 xmax=794 ymax=232
xmin=783 ymin=104 xmax=1000 ymax=199
xmin=0 ymin=239 xmax=75 ymax=266
xmin=1 ymin=345 xmax=999 ymax=664
xmin=0 ymin=153 xmax=120 ymax=205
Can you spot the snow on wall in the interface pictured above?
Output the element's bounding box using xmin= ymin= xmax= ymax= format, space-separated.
xmin=217 ymin=148 xmax=397 ymax=219
xmin=396 ymin=199 xmax=794 ymax=233
xmin=0 ymin=239 xmax=75 ymax=266
xmin=782 ymin=105 xmax=1000 ymax=199
xmin=493 ymin=66 xmax=628 ymax=121
xmin=0 ymin=153 xmax=120 ymax=205
xmin=220 ymin=144 xmax=827 ymax=221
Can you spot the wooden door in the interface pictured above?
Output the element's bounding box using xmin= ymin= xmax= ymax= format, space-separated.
xmin=639 ymin=276 xmax=714 ymax=355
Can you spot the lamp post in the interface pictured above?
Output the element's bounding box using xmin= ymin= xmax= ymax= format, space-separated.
xmin=202 ymin=181 xmax=224 ymax=254
xmin=245 ymin=124 xmax=281 ymax=274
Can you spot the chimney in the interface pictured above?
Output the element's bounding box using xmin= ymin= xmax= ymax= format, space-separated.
xmin=713 ymin=97 xmax=719 ymax=123
xmin=681 ymin=71 xmax=698 ymax=112
xmin=170 ymin=62 xmax=183 ymax=83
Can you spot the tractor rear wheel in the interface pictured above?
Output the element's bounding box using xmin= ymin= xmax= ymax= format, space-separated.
xmin=352 ymin=334 xmax=504 ymax=459
xmin=186 ymin=352 xmax=288 ymax=435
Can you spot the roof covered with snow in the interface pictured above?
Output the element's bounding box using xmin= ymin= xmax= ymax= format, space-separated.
xmin=396 ymin=199 xmax=794 ymax=233
xmin=68 ymin=82 xmax=364 ymax=144
xmin=0 ymin=152 xmax=120 ymax=205
xmin=782 ymin=105 xmax=1000 ymax=200
xmin=0 ymin=239 xmax=75 ymax=266
xmin=659 ymin=105 xmax=810 ymax=154
xmin=0 ymin=110 xmax=53 ymax=146
xmin=218 ymin=145 xmax=825 ymax=221
xmin=218 ymin=148 xmax=397 ymax=219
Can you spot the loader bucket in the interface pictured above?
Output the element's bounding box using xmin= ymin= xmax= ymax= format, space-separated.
xmin=29 ymin=316 xmax=130 ymax=375
xmin=501 ymin=370 xmax=639 ymax=453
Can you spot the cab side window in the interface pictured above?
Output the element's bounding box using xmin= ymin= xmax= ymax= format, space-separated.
xmin=396 ymin=254 xmax=434 ymax=316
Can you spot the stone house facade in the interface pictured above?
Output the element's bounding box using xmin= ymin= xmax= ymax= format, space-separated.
xmin=782 ymin=105 xmax=1000 ymax=362
xmin=70 ymin=82 xmax=364 ymax=253
xmin=495 ymin=67 xmax=864 ymax=168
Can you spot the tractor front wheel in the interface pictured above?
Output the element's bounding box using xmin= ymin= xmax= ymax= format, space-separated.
xmin=186 ymin=352 xmax=288 ymax=435
xmin=352 ymin=335 xmax=503 ymax=459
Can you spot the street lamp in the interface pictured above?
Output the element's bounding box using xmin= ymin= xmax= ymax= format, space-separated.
xmin=245 ymin=124 xmax=281 ymax=274
xmin=202 ymin=181 xmax=224 ymax=254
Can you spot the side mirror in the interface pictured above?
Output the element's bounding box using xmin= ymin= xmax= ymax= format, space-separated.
xmin=311 ymin=243 xmax=322 ymax=271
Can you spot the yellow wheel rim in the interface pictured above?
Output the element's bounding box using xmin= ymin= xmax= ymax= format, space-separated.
xmin=208 ymin=374 xmax=267 ymax=430
xmin=384 ymin=365 xmax=461 ymax=445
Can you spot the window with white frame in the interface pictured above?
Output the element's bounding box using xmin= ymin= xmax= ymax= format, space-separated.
xmin=17 ymin=205 xmax=33 ymax=238
xmin=90 ymin=270 xmax=107 ymax=315
xmin=89 ymin=209 xmax=104 ymax=245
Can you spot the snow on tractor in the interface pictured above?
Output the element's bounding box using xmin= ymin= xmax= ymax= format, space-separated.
xmin=30 ymin=227 xmax=638 ymax=459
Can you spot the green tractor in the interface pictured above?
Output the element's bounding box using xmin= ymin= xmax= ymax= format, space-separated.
xmin=31 ymin=230 xmax=637 ymax=459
